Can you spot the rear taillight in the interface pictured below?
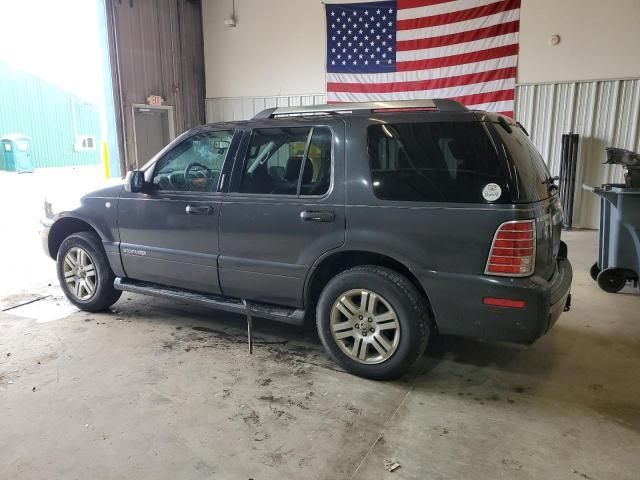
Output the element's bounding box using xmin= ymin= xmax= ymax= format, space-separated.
xmin=485 ymin=220 xmax=536 ymax=277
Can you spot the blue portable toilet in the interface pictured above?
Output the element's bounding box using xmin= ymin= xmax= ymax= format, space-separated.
xmin=1 ymin=133 xmax=34 ymax=173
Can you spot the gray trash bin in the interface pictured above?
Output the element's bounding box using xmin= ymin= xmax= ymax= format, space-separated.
xmin=584 ymin=183 xmax=640 ymax=292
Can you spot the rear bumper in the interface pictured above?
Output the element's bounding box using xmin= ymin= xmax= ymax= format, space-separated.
xmin=417 ymin=256 xmax=573 ymax=344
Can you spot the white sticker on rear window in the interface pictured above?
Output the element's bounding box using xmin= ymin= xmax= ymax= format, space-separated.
xmin=482 ymin=183 xmax=502 ymax=202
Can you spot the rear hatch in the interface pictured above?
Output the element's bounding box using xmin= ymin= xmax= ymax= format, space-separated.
xmin=490 ymin=121 xmax=562 ymax=280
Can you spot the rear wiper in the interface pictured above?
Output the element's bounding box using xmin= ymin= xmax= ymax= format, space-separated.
xmin=516 ymin=122 xmax=529 ymax=136
xmin=542 ymin=176 xmax=560 ymax=193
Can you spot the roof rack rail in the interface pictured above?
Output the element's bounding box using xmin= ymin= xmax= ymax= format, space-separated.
xmin=252 ymin=99 xmax=468 ymax=119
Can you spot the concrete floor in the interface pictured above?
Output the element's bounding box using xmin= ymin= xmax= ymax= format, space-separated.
xmin=1 ymin=171 xmax=639 ymax=479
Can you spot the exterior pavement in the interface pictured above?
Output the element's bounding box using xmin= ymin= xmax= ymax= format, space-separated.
xmin=0 ymin=170 xmax=638 ymax=479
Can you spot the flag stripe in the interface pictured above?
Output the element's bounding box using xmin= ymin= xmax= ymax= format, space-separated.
xmin=328 ymin=66 xmax=516 ymax=94
xmin=326 ymin=78 xmax=515 ymax=102
xmin=398 ymin=0 xmax=501 ymax=21
xmin=397 ymin=9 xmax=519 ymax=41
xmin=327 ymin=55 xmax=518 ymax=84
xmin=397 ymin=43 xmax=518 ymax=72
xmin=397 ymin=32 xmax=517 ymax=61
xmin=397 ymin=0 xmax=519 ymax=30
xmin=465 ymin=100 xmax=514 ymax=112
xmin=397 ymin=0 xmax=457 ymax=9
xmin=450 ymin=87 xmax=514 ymax=106
xmin=397 ymin=19 xmax=518 ymax=51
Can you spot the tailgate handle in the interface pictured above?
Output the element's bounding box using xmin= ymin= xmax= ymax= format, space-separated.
xmin=186 ymin=204 xmax=214 ymax=215
xmin=300 ymin=210 xmax=335 ymax=222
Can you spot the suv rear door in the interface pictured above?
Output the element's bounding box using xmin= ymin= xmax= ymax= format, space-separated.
xmin=218 ymin=120 xmax=346 ymax=307
xmin=490 ymin=122 xmax=562 ymax=279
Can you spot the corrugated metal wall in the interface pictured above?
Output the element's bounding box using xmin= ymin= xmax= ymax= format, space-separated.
xmin=205 ymin=79 xmax=640 ymax=229
xmin=0 ymin=62 xmax=101 ymax=169
xmin=107 ymin=0 xmax=205 ymax=171
xmin=516 ymin=79 xmax=640 ymax=229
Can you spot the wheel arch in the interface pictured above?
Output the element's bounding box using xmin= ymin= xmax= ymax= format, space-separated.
xmin=304 ymin=250 xmax=435 ymax=323
xmin=47 ymin=217 xmax=100 ymax=260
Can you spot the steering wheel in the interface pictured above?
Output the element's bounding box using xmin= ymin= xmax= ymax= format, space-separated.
xmin=184 ymin=162 xmax=217 ymax=191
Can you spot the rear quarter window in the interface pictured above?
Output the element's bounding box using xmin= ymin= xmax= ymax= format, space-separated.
xmin=367 ymin=121 xmax=509 ymax=203
xmin=494 ymin=125 xmax=552 ymax=202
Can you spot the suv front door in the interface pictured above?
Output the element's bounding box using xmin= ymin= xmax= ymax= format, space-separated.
xmin=219 ymin=121 xmax=345 ymax=307
xmin=118 ymin=128 xmax=239 ymax=294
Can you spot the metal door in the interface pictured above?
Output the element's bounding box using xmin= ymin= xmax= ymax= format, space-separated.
xmin=132 ymin=104 xmax=176 ymax=168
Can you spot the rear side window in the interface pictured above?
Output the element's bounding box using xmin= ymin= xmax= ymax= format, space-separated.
xmin=367 ymin=122 xmax=508 ymax=203
xmin=240 ymin=127 xmax=332 ymax=196
xmin=494 ymin=125 xmax=552 ymax=201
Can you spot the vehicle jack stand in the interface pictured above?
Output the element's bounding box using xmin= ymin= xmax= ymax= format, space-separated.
xmin=242 ymin=300 xmax=253 ymax=355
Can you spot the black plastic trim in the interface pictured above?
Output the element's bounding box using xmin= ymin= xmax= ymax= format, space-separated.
xmin=113 ymin=277 xmax=305 ymax=326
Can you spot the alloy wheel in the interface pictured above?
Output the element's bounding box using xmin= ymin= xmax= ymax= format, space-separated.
xmin=62 ymin=246 xmax=97 ymax=301
xmin=330 ymin=289 xmax=400 ymax=364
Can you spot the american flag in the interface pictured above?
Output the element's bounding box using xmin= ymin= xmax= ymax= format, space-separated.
xmin=325 ymin=0 xmax=520 ymax=117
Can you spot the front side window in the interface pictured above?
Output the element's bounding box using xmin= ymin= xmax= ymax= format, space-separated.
xmin=367 ymin=122 xmax=508 ymax=203
xmin=240 ymin=127 xmax=332 ymax=196
xmin=152 ymin=130 xmax=233 ymax=192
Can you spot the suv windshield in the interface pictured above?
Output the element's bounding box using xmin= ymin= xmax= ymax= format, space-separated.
xmin=494 ymin=124 xmax=553 ymax=202
xmin=367 ymin=121 xmax=509 ymax=203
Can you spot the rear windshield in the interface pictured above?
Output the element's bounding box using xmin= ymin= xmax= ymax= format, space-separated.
xmin=367 ymin=122 xmax=509 ymax=203
xmin=494 ymin=125 xmax=552 ymax=202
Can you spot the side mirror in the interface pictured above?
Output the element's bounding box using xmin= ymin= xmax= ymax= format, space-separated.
xmin=124 ymin=170 xmax=146 ymax=193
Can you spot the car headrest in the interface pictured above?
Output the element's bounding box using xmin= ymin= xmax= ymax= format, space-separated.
xmin=285 ymin=156 xmax=303 ymax=181
xmin=285 ymin=156 xmax=314 ymax=184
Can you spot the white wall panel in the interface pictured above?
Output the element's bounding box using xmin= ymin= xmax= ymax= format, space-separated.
xmin=205 ymin=94 xmax=327 ymax=123
xmin=205 ymin=78 xmax=640 ymax=229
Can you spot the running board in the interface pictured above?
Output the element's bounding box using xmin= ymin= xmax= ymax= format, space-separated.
xmin=113 ymin=278 xmax=305 ymax=326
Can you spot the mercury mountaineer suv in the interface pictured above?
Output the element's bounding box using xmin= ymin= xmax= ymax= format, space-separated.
xmin=40 ymin=99 xmax=573 ymax=379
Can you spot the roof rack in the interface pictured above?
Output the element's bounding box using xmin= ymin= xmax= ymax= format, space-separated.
xmin=253 ymin=99 xmax=467 ymax=119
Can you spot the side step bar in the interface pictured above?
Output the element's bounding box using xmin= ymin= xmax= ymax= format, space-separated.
xmin=113 ymin=278 xmax=305 ymax=326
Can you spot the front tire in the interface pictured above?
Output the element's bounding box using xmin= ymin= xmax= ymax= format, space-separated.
xmin=56 ymin=232 xmax=122 ymax=312
xmin=316 ymin=266 xmax=430 ymax=380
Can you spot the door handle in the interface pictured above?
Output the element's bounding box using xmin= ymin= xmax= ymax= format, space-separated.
xmin=186 ymin=204 xmax=214 ymax=215
xmin=300 ymin=210 xmax=335 ymax=222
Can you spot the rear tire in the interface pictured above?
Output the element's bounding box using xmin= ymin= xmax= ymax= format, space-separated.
xmin=316 ymin=266 xmax=430 ymax=380
xmin=56 ymin=232 xmax=122 ymax=312
xmin=597 ymin=268 xmax=627 ymax=293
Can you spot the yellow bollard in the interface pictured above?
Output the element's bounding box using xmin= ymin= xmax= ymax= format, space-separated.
xmin=101 ymin=140 xmax=110 ymax=179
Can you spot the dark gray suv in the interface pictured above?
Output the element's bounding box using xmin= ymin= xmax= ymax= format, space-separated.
xmin=41 ymin=99 xmax=572 ymax=379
